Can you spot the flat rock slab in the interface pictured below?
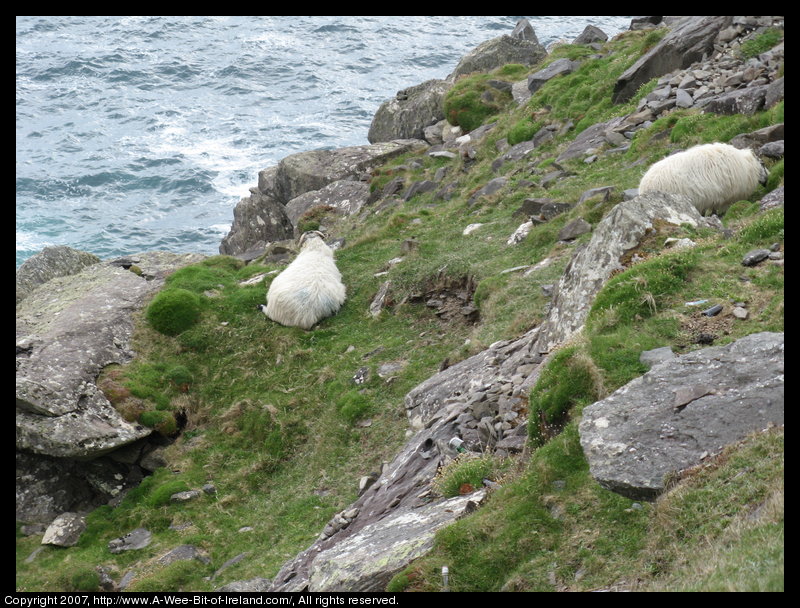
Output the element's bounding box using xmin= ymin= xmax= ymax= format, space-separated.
xmin=579 ymin=332 xmax=784 ymax=500
xmin=308 ymin=492 xmax=485 ymax=592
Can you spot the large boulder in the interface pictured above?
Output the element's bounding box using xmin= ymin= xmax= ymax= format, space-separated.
xmin=612 ymin=16 xmax=732 ymax=104
xmin=368 ymin=80 xmax=451 ymax=144
xmin=534 ymin=191 xmax=715 ymax=354
xmin=579 ymin=332 xmax=784 ymax=500
xmin=16 ymin=246 xmax=101 ymax=304
xmin=273 ymin=140 xmax=427 ymax=204
xmin=284 ymin=180 xmax=370 ymax=228
xmin=219 ymin=190 xmax=295 ymax=256
xmin=16 ymin=251 xmax=204 ymax=460
xmin=449 ymin=34 xmax=547 ymax=81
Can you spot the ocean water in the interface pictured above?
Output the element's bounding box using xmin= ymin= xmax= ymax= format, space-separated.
xmin=16 ymin=16 xmax=632 ymax=268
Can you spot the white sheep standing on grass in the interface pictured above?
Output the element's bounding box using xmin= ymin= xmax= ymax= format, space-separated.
xmin=259 ymin=231 xmax=346 ymax=330
xmin=638 ymin=142 xmax=768 ymax=216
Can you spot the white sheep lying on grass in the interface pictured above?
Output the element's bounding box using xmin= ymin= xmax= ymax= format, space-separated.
xmin=259 ymin=231 xmax=346 ymax=329
xmin=638 ymin=142 xmax=768 ymax=215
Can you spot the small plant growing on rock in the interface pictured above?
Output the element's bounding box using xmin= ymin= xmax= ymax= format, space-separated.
xmin=145 ymin=288 xmax=202 ymax=336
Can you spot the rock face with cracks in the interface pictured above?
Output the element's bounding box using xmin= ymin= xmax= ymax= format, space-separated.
xmin=579 ymin=332 xmax=784 ymax=500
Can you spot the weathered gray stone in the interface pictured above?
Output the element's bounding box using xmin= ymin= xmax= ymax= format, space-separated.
xmin=157 ymin=545 xmax=210 ymax=566
xmin=701 ymin=83 xmax=770 ymax=115
xmin=219 ymin=191 xmax=295 ymax=256
xmin=613 ymin=16 xmax=732 ymax=104
xmin=368 ymin=80 xmax=451 ymax=144
xmin=558 ymin=218 xmax=591 ymax=241
xmin=109 ymin=528 xmax=152 ymax=553
xmin=216 ymin=578 xmax=273 ymax=592
xmin=307 ymin=492 xmax=485 ymax=592
xmin=759 ymin=186 xmax=784 ymax=211
xmin=16 ymin=246 xmax=100 ymax=304
xmin=41 ymin=512 xmax=86 ymax=547
xmin=450 ymin=35 xmax=547 ymax=80
xmin=527 ymin=58 xmax=579 ymax=94
xmin=16 ymin=251 xmax=203 ymax=460
xmin=274 ymin=140 xmax=427 ymax=204
xmin=639 ymin=346 xmax=676 ymax=369
xmin=573 ymin=25 xmax=608 ymax=45
xmin=535 ymin=191 xmax=713 ymax=353
xmin=284 ymin=180 xmax=370 ymax=227
xmin=579 ymin=332 xmax=784 ymax=500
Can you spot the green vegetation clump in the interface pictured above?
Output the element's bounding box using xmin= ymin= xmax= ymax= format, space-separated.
xmin=145 ymin=288 xmax=202 ymax=336
xmin=432 ymin=453 xmax=507 ymax=498
xmin=739 ymin=28 xmax=783 ymax=59
xmin=444 ymin=73 xmax=514 ymax=132
xmin=527 ymin=345 xmax=604 ymax=446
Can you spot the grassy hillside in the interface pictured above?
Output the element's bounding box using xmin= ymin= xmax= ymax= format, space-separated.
xmin=16 ymin=27 xmax=783 ymax=592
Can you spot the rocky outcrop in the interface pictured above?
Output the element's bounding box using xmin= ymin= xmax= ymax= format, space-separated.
xmin=449 ymin=32 xmax=546 ymax=81
xmin=218 ymin=190 xmax=295 ymax=257
xmin=368 ymin=80 xmax=451 ymax=144
xmin=16 ymin=251 xmax=203 ymax=459
xmin=307 ymin=492 xmax=486 ymax=592
xmin=534 ymin=191 xmax=716 ymax=354
xmin=284 ymin=179 xmax=370 ymax=227
xmin=613 ymin=16 xmax=733 ymax=104
xmin=273 ymin=140 xmax=428 ymax=205
xmin=16 ymin=245 xmax=100 ymax=304
xmin=579 ymin=332 xmax=784 ymax=500
xmin=16 ymin=250 xmax=205 ymax=526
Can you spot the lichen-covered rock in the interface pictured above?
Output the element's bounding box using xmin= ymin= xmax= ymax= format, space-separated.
xmin=16 ymin=251 xmax=204 ymax=460
xmin=307 ymin=493 xmax=485 ymax=592
xmin=284 ymin=180 xmax=370 ymax=227
xmin=16 ymin=246 xmax=100 ymax=304
xmin=41 ymin=512 xmax=86 ymax=547
xmin=368 ymin=80 xmax=451 ymax=144
xmin=450 ymin=34 xmax=546 ymax=80
xmin=579 ymin=332 xmax=784 ymax=500
xmin=218 ymin=190 xmax=295 ymax=256
xmin=535 ymin=191 xmax=714 ymax=354
xmin=273 ymin=140 xmax=427 ymax=205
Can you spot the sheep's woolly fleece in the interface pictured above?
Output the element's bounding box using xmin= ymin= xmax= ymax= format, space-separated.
xmin=638 ymin=142 xmax=768 ymax=215
xmin=261 ymin=231 xmax=346 ymax=330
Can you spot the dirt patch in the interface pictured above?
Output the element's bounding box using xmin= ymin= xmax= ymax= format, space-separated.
xmin=408 ymin=273 xmax=479 ymax=325
xmin=678 ymin=308 xmax=737 ymax=346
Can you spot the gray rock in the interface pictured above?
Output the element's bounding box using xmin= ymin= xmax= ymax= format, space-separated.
xmin=219 ymin=190 xmax=295 ymax=256
xmin=613 ymin=16 xmax=732 ymax=104
xmin=759 ymin=186 xmax=784 ymax=211
xmin=639 ymin=346 xmax=676 ymax=369
xmin=109 ymin=528 xmax=152 ymax=553
xmin=535 ymin=191 xmax=713 ymax=353
xmin=701 ymin=83 xmax=770 ymax=115
xmin=158 ymin=545 xmax=210 ymax=566
xmin=274 ymin=140 xmax=427 ymax=205
xmin=368 ymin=80 xmax=451 ymax=144
xmin=759 ymin=140 xmax=784 ymax=159
xmin=16 ymin=246 xmax=100 ymax=304
xmin=284 ymin=179 xmax=370 ymax=227
xmin=307 ymin=492 xmax=486 ymax=592
xmin=450 ymin=35 xmax=547 ymax=81
xmin=527 ymin=58 xmax=579 ymax=95
xmin=579 ymin=332 xmax=784 ymax=500
xmin=467 ymin=177 xmax=508 ymax=206
xmin=216 ymin=578 xmax=273 ymax=592
xmin=16 ymin=251 xmax=203 ymax=460
xmin=170 ymin=490 xmax=203 ymax=503
xmin=402 ymin=180 xmax=438 ymax=201
xmin=558 ymin=218 xmax=592 ymax=241
xmin=742 ymin=249 xmax=771 ymax=266
xmin=573 ymin=25 xmax=608 ymax=45
xmin=41 ymin=512 xmax=86 ymax=547
xmin=511 ymin=18 xmax=538 ymax=42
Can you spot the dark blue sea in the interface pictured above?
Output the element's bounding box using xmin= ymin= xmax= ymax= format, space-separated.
xmin=16 ymin=16 xmax=632 ymax=268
